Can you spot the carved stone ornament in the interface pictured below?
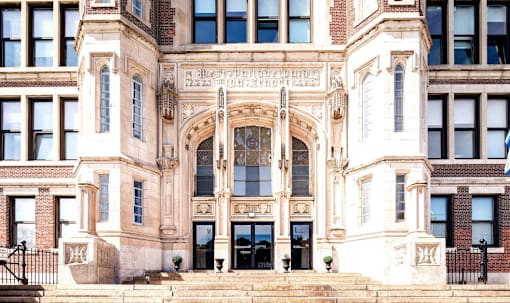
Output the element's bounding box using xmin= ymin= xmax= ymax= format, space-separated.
xmin=394 ymin=245 xmax=406 ymax=265
xmin=416 ymin=243 xmax=440 ymax=265
xmin=328 ymin=147 xmax=349 ymax=174
xmin=65 ymin=243 xmax=88 ymax=264
xmin=159 ymin=72 xmax=176 ymax=121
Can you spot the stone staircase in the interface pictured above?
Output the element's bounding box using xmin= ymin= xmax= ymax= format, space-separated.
xmin=1 ymin=272 xmax=510 ymax=302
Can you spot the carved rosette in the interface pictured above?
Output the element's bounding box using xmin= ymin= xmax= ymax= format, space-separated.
xmin=159 ymin=70 xmax=176 ymax=121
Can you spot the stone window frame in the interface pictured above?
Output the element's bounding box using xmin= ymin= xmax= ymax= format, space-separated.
xmin=353 ymin=56 xmax=380 ymax=142
xmin=91 ymin=0 xmax=116 ymax=8
xmin=126 ymin=0 xmax=151 ymax=27
xmin=89 ymin=52 xmax=117 ymax=134
xmin=358 ymin=175 xmax=372 ymax=227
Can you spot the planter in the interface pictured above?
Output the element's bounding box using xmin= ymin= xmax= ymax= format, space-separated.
xmin=325 ymin=261 xmax=332 ymax=273
xmin=215 ymin=258 xmax=224 ymax=272
xmin=172 ymin=256 xmax=183 ymax=272
xmin=173 ymin=262 xmax=181 ymax=272
xmin=281 ymin=258 xmax=291 ymax=273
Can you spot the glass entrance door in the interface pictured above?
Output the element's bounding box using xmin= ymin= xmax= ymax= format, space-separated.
xmin=291 ymin=222 xmax=312 ymax=269
xmin=232 ymin=223 xmax=273 ymax=269
xmin=193 ymin=222 xmax=215 ymax=269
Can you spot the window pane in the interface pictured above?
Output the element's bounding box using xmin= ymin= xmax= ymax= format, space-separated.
xmin=258 ymin=22 xmax=278 ymax=42
xmin=454 ymin=130 xmax=474 ymax=158
xmin=15 ymin=198 xmax=35 ymax=221
xmin=33 ymin=102 xmax=53 ymax=130
xmin=260 ymin=181 xmax=272 ymax=196
xmin=472 ymin=197 xmax=493 ymax=220
xmin=426 ymin=6 xmax=442 ymax=35
xmin=472 ymin=223 xmax=493 ymax=245
xmin=258 ymin=0 xmax=279 ymax=17
xmin=99 ymin=174 xmax=109 ymax=221
xmin=454 ymin=5 xmax=474 ymax=35
xmin=234 ymin=181 xmax=246 ymax=196
xmin=34 ymin=40 xmax=53 ymax=67
xmin=487 ymin=39 xmax=507 ymax=64
xmin=59 ymin=197 xmax=77 ymax=221
xmin=428 ymin=131 xmax=442 ymax=158
xmin=427 ymin=99 xmax=443 ymax=127
xmin=132 ymin=0 xmax=142 ymax=17
xmin=64 ymin=101 xmax=79 ymax=129
xmin=487 ymin=99 xmax=507 ymax=127
xmin=195 ymin=0 xmax=216 ymax=15
xmin=4 ymin=41 xmax=21 ymax=67
xmin=454 ymin=99 xmax=475 ymax=127
xmin=226 ymin=20 xmax=247 ymax=43
xmin=33 ymin=9 xmax=53 ymax=38
xmin=289 ymin=19 xmax=310 ymax=43
xmin=16 ymin=224 xmax=35 ymax=247
xmin=2 ymin=102 xmax=20 ymax=130
xmin=260 ymin=166 xmax=271 ymax=179
xmin=64 ymin=9 xmax=79 ymax=37
xmin=2 ymin=9 xmax=21 ymax=38
xmin=454 ymin=39 xmax=474 ymax=64
xmin=246 ymin=166 xmax=259 ymax=181
xmin=488 ymin=5 xmax=506 ymax=35
xmin=227 ymin=0 xmax=247 ymax=17
xmin=431 ymin=196 xmax=447 ymax=221
xmin=195 ymin=20 xmax=216 ymax=43
xmin=487 ymin=130 xmax=506 ymax=158
xmin=428 ymin=38 xmax=443 ymax=65
xmin=431 ymin=223 xmax=446 ymax=238
xmin=65 ymin=40 xmax=78 ymax=66
xmin=289 ymin=0 xmax=310 ymax=16
xmin=3 ymin=133 xmax=20 ymax=160
xmin=64 ymin=132 xmax=78 ymax=159
xmin=35 ymin=133 xmax=53 ymax=160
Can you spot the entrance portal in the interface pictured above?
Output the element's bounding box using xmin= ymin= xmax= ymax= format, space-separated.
xmin=232 ymin=223 xmax=273 ymax=269
xmin=291 ymin=222 xmax=312 ymax=269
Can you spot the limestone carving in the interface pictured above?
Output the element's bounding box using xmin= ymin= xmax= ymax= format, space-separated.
xmin=233 ymin=202 xmax=273 ymax=215
xmin=159 ymin=71 xmax=176 ymax=121
xmin=65 ymin=243 xmax=88 ymax=264
xmin=416 ymin=243 xmax=440 ymax=265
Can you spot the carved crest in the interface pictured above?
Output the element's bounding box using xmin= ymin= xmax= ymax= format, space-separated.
xmin=159 ymin=72 xmax=176 ymax=121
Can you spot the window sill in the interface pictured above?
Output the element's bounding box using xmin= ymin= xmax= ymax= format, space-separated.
xmin=388 ymin=0 xmax=415 ymax=5
xmin=91 ymin=1 xmax=116 ymax=8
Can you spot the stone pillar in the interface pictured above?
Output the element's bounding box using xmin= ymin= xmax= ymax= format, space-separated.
xmin=157 ymin=145 xmax=178 ymax=237
xmin=77 ymin=182 xmax=97 ymax=236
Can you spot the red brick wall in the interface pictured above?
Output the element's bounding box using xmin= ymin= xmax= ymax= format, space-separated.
xmin=158 ymin=0 xmax=176 ymax=46
xmin=0 ymin=166 xmax=74 ymax=179
xmin=452 ymin=186 xmax=471 ymax=248
xmin=35 ymin=188 xmax=56 ymax=249
xmin=330 ymin=0 xmax=347 ymax=44
xmin=0 ymin=188 xmax=9 ymax=247
xmin=85 ymin=0 xmax=121 ymax=15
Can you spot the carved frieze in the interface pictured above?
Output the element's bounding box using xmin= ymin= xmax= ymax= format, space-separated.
xmin=181 ymin=66 xmax=322 ymax=89
xmin=290 ymin=199 xmax=314 ymax=216
xmin=232 ymin=202 xmax=273 ymax=215
xmin=181 ymin=103 xmax=208 ymax=124
xmin=192 ymin=199 xmax=215 ymax=216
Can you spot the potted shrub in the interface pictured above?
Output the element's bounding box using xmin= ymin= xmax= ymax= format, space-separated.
xmin=323 ymin=255 xmax=333 ymax=272
xmin=215 ymin=258 xmax=224 ymax=273
xmin=172 ymin=255 xmax=183 ymax=272
xmin=281 ymin=254 xmax=291 ymax=273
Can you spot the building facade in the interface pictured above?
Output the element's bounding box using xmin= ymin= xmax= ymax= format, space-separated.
xmin=0 ymin=0 xmax=508 ymax=284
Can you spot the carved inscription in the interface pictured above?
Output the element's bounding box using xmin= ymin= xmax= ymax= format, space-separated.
xmin=183 ymin=67 xmax=322 ymax=89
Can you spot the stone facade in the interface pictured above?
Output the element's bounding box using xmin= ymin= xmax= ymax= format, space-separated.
xmin=0 ymin=0 xmax=508 ymax=285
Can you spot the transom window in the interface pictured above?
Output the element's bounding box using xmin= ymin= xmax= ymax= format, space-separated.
xmin=291 ymin=137 xmax=309 ymax=196
xmin=196 ymin=137 xmax=214 ymax=196
xmin=233 ymin=126 xmax=272 ymax=196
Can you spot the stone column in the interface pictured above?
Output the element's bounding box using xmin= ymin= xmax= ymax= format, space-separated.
xmin=157 ymin=145 xmax=178 ymax=237
xmin=77 ymin=182 xmax=98 ymax=236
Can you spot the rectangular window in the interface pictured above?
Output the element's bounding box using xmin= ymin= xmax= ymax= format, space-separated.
xmin=12 ymin=197 xmax=36 ymax=247
xmin=360 ymin=179 xmax=371 ymax=226
xmin=226 ymin=0 xmax=247 ymax=43
xmin=132 ymin=77 xmax=143 ymax=139
xmin=32 ymin=100 xmax=53 ymax=160
xmin=61 ymin=7 xmax=78 ymax=66
xmin=1 ymin=100 xmax=21 ymax=160
xmin=100 ymin=66 xmax=110 ymax=132
xmin=257 ymin=0 xmax=279 ymax=43
xmin=487 ymin=98 xmax=509 ymax=158
xmin=288 ymin=0 xmax=310 ymax=43
xmin=99 ymin=174 xmax=109 ymax=221
xmin=57 ymin=197 xmax=77 ymax=244
xmin=487 ymin=4 xmax=508 ymax=64
xmin=427 ymin=97 xmax=447 ymax=159
xmin=395 ymin=174 xmax=405 ymax=221
xmin=472 ymin=197 xmax=496 ymax=246
xmin=454 ymin=97 xmax=478 ymax=159
xmin=431 ymin=196 xmax=450 ymax=246
xmin=30 ymin=7 xmax=53 ymax=67
xmin=427 ymin=4 xmax=446 ymax=64
xmin=132 ymin=0 xmax=143 ymax=18
xmin=62 ymin=99 xmax=78 ymax=160
xmin=1 ymin=8 xmax=21 ymax=67
xmin=133 ymin=180 xmax=143 ymax=224
xmin=454 ymin=4 xmax=477 ymax=64
xmin=194 ymin=0 xmax=216 ymax=43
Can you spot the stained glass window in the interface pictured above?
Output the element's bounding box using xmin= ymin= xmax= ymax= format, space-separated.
xmin=196 ymin=137 xmax=214 ymax=196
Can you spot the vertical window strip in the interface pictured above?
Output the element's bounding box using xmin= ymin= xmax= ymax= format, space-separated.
xmin=62 ymin=7 xmax=78 ymax=66
xmin=63 ymin=99 xmax=78 ymax=160
xmin=394 ymin=65 xmax=404 ymax=132
xmin=196 ymin=137 xmax=214 ymax=196
xmin=291 ymin=137 xmax=309 ymax=196
xmin=99 ymin=174 xmax=109 ymax=221
xmin=288 ymin=0 xmax=310 ymax=43
xmin=32 ymin=100 xmax=54 ymax=160
xmin=472 ymin=196 xmax=495 ymax=246
xmin=454 ymin=97 xmax=478 ymax=159
xmin=133 ymin=180 xmax=143 ymax=224
xmin=193 ymin=0 xmax=217 ymax=43
xmin=132 ymin=76 xmax=143 ymax=139
xmin=13 ymin=197 xmax=36 ymax=247
xmin=363 ymin=75 xmax=374 ymax=139
xmin=360 ymin=179 xmax=371 ymax=225
xmin=430 ymin=196 xmax=449 ymax=245
xmin=100 ymin=66 xmax=110 ymax=132
xmin=486 ymin=98 xmax=509 ymax=159
xmin=395 ymin=174 xmax=406 ymax=221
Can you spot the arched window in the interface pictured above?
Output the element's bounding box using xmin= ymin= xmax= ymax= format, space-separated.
xmin=196 ymin=137 xmax=214 ymax=196
xmin=233 ymin=126 xmax=271 ymax=196
xmin=291 ymin=137 xmax=309 ymax=196
xmin=394 ymin=64 xmax=404 ymax=132
xmin=132 ymin=75 xmax=143 ymax=139
xmin=100 ymin=66 xmax=110 ymax=133
xmin=362 ymin=74 xmax=374 ymax=139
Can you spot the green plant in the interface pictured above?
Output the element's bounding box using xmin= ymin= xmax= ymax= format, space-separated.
xmin=172 ymin=255 xmax=183 ymax=264
xmin=323 ymin=255 xmax=333 ymax=263
xmin=282 ymin=253 xmax=290 ymax=260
